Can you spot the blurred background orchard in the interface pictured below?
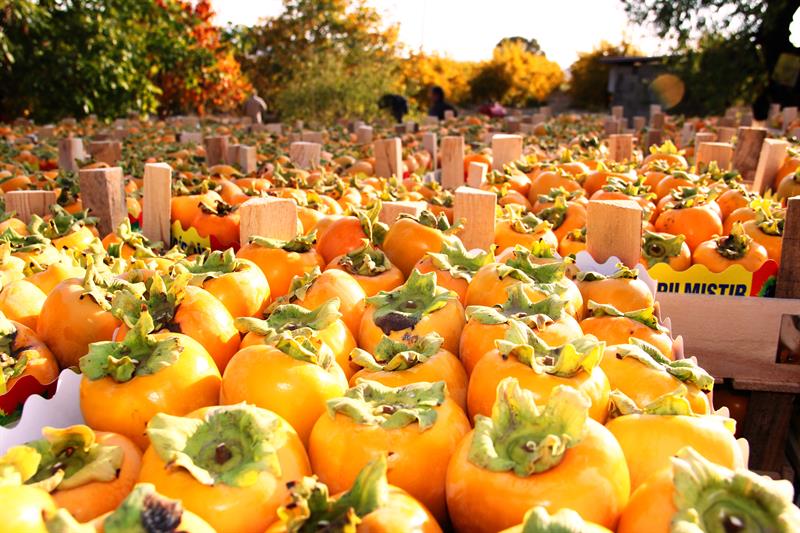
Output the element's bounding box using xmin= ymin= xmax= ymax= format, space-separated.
xmin=0 ymin=0 xmax=798 ymax=123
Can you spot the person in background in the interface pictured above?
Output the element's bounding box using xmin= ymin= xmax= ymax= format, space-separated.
xmin=379 ymin=93 xmax=409 ymax=123
xmin=428 ymin=85 xmax=457 ymax=120
xmin=244 ymin=90 xmax=267 ymax=124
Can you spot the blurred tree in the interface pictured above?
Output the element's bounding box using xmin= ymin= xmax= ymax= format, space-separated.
xmin=568 ymin=41 xmax=641 ymax=111
xmin=622 ymin=0 xmax=799 ymax=113
xmin=230 ymin=0 xmax=400 ymax=122
xmin=496 ymin=37 xmax=542 ymax=55
xmin=469 ymin=40 xmax=563 ymax=106
xmin=0 ymin=0 xmax=250 ymax=121
xmin=399 ymin=52 xmax=477 ymax=111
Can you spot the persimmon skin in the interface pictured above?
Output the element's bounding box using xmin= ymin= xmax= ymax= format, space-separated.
xmin=467 ymin=349 xmax=610 ymax=423
xmin=493 ymin=219 xmax=559 ymax=254
xmin=413 ymin=256 xmax=469 ymax=304
xmin=219 ymin=344 xmax=348 ymax=446
xmin=236 ymin=245 xmax=324 ymax=298
xmin=0 ymin=279 xmax=46 ymax=331
xmin=358 ymin=298 xmax=465 ymax=356
xmin=605 ymin=414 xmax=743 ymax=490
xmin=308 ymin=397 xmax=470 ymax=523
xmin=382 ymin=218 xmax=451 ymax=278
xmin=580 ymin=315 xmax=674 ymax=359
xmin=465 ymin=264 xmax=523 ymax=307
xmin=654 ymin=204 xmax=722 ymax=251
xmin=53 ymin=431 xmax=142 ymax=522
xmin=576 ymin=277 xmax=654 ymax=317
xmin=200 ymin=258 xmax=270 ymax=318
xmin=4 ymin=320 xmax=59 ymax=393
xmin=138 ymin=406 xmax=311 ymax=533
xmin=527 ymin=170 xmax=583 ymax=202
xmin=326 ymin=255 xmax=405 ymax=297
xmin=294 ymin=269 xmax=366 ymax=335
xmin=37 ymin=278 xmax=121 ymax=368
xmin=616 ymin=467 xmax=676 ymax=533
xmin=27 ymin=261 xmax=85 ymax=294
xmin=446 ymin=419 xmax=630 ymax=532
xmin=723 ymin=206 xmax=756 ymax=234
xmin=743 ymin=219 xmax=782 ymax=265
xmin=80 ymin=333 xmax=221 ymax=450
xmin=316 ymin=216 xmax=367 ymax=264
xmin=2 ymin=484 xmax=57 ymax=533
xmin=692 ymin=238 xmax=768 ymax=273
xmin=350 ymin=348 xmax=468 ymax=411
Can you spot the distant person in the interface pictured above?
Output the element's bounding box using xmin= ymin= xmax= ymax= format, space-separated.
xmin=379 ymin=94 xmax=409 ymax=123
xmin=244 ymin=90 xmax=267 ymax=124
xmin=428 ymin=85 xmax=457 ymax=120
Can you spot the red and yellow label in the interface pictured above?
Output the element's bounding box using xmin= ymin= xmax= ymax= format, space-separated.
xmin=648 ymin=260 xmax=778 ymax=297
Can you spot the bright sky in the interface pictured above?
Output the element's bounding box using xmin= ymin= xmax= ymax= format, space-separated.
xmin=212 ymin=0 xmax=668 ymax=69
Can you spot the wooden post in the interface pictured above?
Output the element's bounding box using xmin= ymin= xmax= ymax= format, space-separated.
xmin=301 ymin=131 xmax=324 ymax=144
xmin=87 ymin=140 xmax=122 ymax=166
xmin=694 ymin=132 xmax=716 ymax=155
xmin=239 ymin=197 xmax=298 ymax=245
xmin=679 ymin=123 xmax=695 ymax=148
xmin=58 ymin=137 xmax=86 ymax=172
xmin=236 ymin=145 xmax=257 ymax=174
xmin=4 ymin=190 xmax=57 ymax=223
xmin=37 ymin=125 xmax=56 ymax=139
xmin=422 ymin=132 xmax=437 ymax=171
xmin=776 ymin=196 xmax=800 ymax=298
xmin=373 ymin=138 xmax=402 ymax=178
xmin=645 ymin=129 xmax=664 ymax=149
xmin=491 ymin=134 xmax=523 ymax=170
xmin=467 ymin=161 xmax=488 ymax=188
xmin=179 ymin=131 xmax=202 ymax=145
xmin=607 ymin=133 xmax=633 ymax=163
xmin=378 ymin=201 xmax=426 ymax=225
xmin=504 ymin=117 xmax=521 ymax=133
xmin=611 ymin=105 xmax=624 ymax=120
xmin=586 ymin=199 xmax=643 ymax=268
xmin=78 ymin=167 xmax=126 ymax=236
xmin=204 ymin=136 xmax=229 ymax=166
xmin=732 ymin=127 xmax=768 ymax=182
xmin=696 ymin=142 xmax=734 ymax=169
xmin=540 ymin=106 xmax=552 ymax=119
xmin=422 ymin=116 xmax=439 ymax=127
xmin=782 ymin=106 xmax=798 ymax=131
xmin=531 ymin=113 xmax=545 ymax=125
xmin=633 ymin=116 xmax=646 ymax=130
xmin=443 ymin=110 xmax=455 ymax=121
xmin=650 ymin=112 xmax=665 ymax=129
xmin=356 ymin=126 xmax=373 ymax=145
xmin=265 ymin=123 xmax=283 ymax=135
xmin=752 ymin=139 xmax=789 ymax=194
xmin=454 ymin=186 xmax=496 ymax=251
xmin=768 ymin=103 xmax=781 ymax=121
xmin=440 ymin=136 xmax=465 ymax=189
xmin=142 ymin=163 xmax=172 ymax=245
xmin=649 ymin=104 xmax=662 ymax=118
xmin=604 ymin=118 xmax=620 ymax=136
xmin=289 ymin=141 xmax=322 ymax=170
xmin=717 ymin=126 xmax=736 ymax=143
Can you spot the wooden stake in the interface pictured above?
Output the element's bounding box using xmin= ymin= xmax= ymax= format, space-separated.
xmin=540 ymin=106 xmax=552 ymax=119
xmin=768 ymin=103 xmax=781 ymax=120
xmin=378 ymin=201 xmax=426 ymax=225
xmin=356 ymin=125 xmax=373 ymax=145
xmin=179 ymin=131 xmax=202 ymax=145
xmin=716 ymin=126 xmax=736 ymax=143
xmin=441 ymin=136 xmax=465 ymax=189
xmin=752 ymin=139 xmax=789 ymax=194
xmin=679 ymin=123 xmax=695 ymax=148
xmin=265 ymin=123 xmax=283 ymax=135
xmin=649 ymin=104 xmax=662 ymax=117
xmin=607 ymin=133 xmax=633 ymax=163
xmin=467 ymin=161 xmax=488 ymax=188
xmin=696 ymin=142 xmax=734 ymax=169
xmin=776 ymin=196 xmax=800 ymax=298
xmin=58 ymin=137 xmax=86 ymax=172
xmin=204 ymin=136 xmax=229 ymax=166
xmin=611 ymin=105 xmax=624 ymax=119
xmin=694 ymin=132 xmax=716 ymax=155
xmin=373 ymin=138 xmax=402 ymax=178
xmin=239 ymin=197 xmax=298 ymax=245
xmin=142 ymin=163 xmax=172 ymax=245
xmin=782 ymin=106 xmax=798 ymax=131
xmin=301 ymin=131 xmax=324 ymax=144
xmin=586 ymin=199 xmax=643 ymax=268
xmin=236 ymin=145 xmax=257 ymax=174
xmin=289 ymin=141 xmax=322 ymax=170
xmin=78 ymin=166 xmax=126 ymax=236
xmin=422 ymin=132 xmax=437 ymax=171
xmin=650 ymin=112 xmax=665 ymax=129
xmin=633 ymin=116 xmax=646 ymax=130
xmin=454 ymin=186 xmax=496 ymax=251
xmin=87 ymin=140 xmax=122 ymax=166
xmin=443 ymin=110 xmax=455 ymax=121
xmin=732 ymin=127 xmax=767 ymax=182
xmin=4 ymin=190 xmax=57 ymax=223
xmin=604 ymin=118 xmax=621 ymax=136
xmin=645 ymin=129 xmax=664 ymax=149
xmin=491 ymin=134 xmax=523 ymax=170
xmin=422 ymin=116 xmax=439 ymax=126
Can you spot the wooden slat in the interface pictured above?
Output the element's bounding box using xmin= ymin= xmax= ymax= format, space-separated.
xmin=608 ymin=134 xmax=633 ymax=163
xmin=422 ymin=132 xmax=437 ymax=171
xmin=289 ymin=141 xmax=322 ymax=170
xmin=696 ymin=141 xmax=733 ymax=169
xmin=586 ymin=199 xmax=642 ymax=268
xmin=373 ymin=138 xmax=402 ymax=178
xmin=454 ymin=186 xmax=496 ymax=251
xmin=752 ymin=139 xmax=789 ymax=194
xmin=58 ymin=137 xmax=85 ymax=172
xmin=78 ymin=166 xmax=126 ymax=236
xmin=356 ymin=125 xmax=373 ymax=145
xmin=204 ymin=136 xmax=229 ymax=166
xmin=378 ymin=201 xmax=426 ymax=225
xmin=4 ymin=190 xmax=57 ymax=223
xmin=239 ymin=197 xmax=298 ymax=245
xmin=142 ymin=162 xmax=172 ymax=245
xmin=467 ymin=161 xmax=488 ymax=188
xmin=777 ymin=196 xmax=800 ymax=299
xmin=440 ymin=136 xmax=465 ymax=189
xmin=491 ymin=134 xmax=523 ymax=170
xmin=732 ymin=127 xmax=767 ymax=181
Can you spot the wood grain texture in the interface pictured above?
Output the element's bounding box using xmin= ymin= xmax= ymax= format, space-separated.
xmin=378 ymin=201 xmax=426 ymax=225
xmin=717 ymin=126 xmax=737 ymax=143
xmin=467 ymin=161 xmax=488 ymax=188
xmin=607 ymin=134 xmax=633 ymax=163
xmin=732 ymin=127 xmax=767 ymax=181
xmin=696 ymin=141 xmax=733 ymax=169
xmin=4 ymin=190 xmax=57 ymax=223
xmin=586 ymin=199 xmax=642 ymax=268
xmin=491 ymin=134 xmax=523 ymax=170
xmin=776 ymin=196 xmax=800 ymax=299
xmin=87 ymin=140 xmax=122 ymax=165
xmin=373 ymin=138 xmax=402 ymax=178
xmin=440 ymin=136 xmax=465 ymax=189
xmin=454 ymin=186 xmax=496 ymax=251
xmin=356 ymin=126 xmax=373 ymax=145
xmin=204 ymin=136 xmax=229 ymax=166
xmin=142 ymin=162 xmax=172 ymax=245
xmin=78 ymin=166 xmax=126 ymax=236
xmin=422 ymin=132 xmax=437 ymax=171
xmin=238 ymin=197 xmax=298 ymax=245
xmin=58 ymin=137 xmax=85 ymax=172
xmin=752 ymin=139 xmax=789 ymax=194
xmin=289 ymin=141 xmax=322 ymax=170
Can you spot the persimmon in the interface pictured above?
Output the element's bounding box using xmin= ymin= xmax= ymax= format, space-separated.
xmin=500 ymin=507 xmax=612 ymax=533
xmin=359 ymin=269 xmax=465 ymax=355
xmin=316 ymin=202 xmax=386 ymax=264
xmin=171 ymin=191 xmax=223 ymax=231
xmin=693 ymin=223 xmax=768 ymax=273
xmin=640 ymin=230 xmax=691 ymax=271
xmin=642 ymin=141 xmax=688 ymax=170
xmin=33 ymin=207 xmax=98 ymax=253
xmin=0 ymin=278 xmax=47 ymax=330
xmin=413 ymin=239 xmax=494 ymax=304
xmin=0 ymin=425 xmax=142 ymax=522
xmin=600 ymin=342 xmax=711 ymax=414
xmin=716 ymin=185 xmax=755 ymax=220
xmin=580 ymin=301 xmax=674 ymax=358
xmin=559 ymin=227 xmax=587 ymax=256
xmin=350 ymin=332 xmax=468 ymax=409
xmin=101 ymin=219 xmax=160 ymax=261
xmin=606 ymin=388 xmax=744 ymax=490
xmin=460 ymin=288 xmax=582 ymax=375
xmin=723 ymin=204 xmax=757 ymax=234
xmin=220 ymin=331 xmax=347 ymax=446
xmin=743 ymin=208 xmax=783 ymax=265
xmin=79 ymin=313 xmax=221 ymax=450
xmin=618 ymin=447 xmax=800 ymax=533
xmin=0 ymin=314 xmax=59 ymax=392
xmin=326 ymin=240 xmax=405 ymax=296
xmin=468 ymin=320 xmax=609 ymax=422
xmin=494 ymin=208 xmax=558 ymax=253
xmin=180 ymin=249 xmax=270 ymax=318
xmin=237 ymin=298 xmax=357 ymax=378
xmin=654 ymin=170 xmax=698 ymax=201
xmin=189 ymin=198 xmax=240 ymax=251
xmin=447 ymin=380 xmax=630 ymax=532
xmin=237 ymin=232 xmax=324 ymax=298
xmin=382 ymin=211 xmax=460 ymax=277
xmin=0 ymin=484 xmax=57 ymax=532
xmin=309 ymin=381 xmax=469 ymax=523
xmin=591 ymin=176 xmax=656 ymax=222
xmin=655 ymin=188 xmax=722 ymax=250
xmin=268 ymin=456 xmax=441 ymax=533
xmin=139 ymin=404 xmax=311 ymax=533
xmin=26 ymin=256 xmax=85 ymax=294
xmin=575 ymin=264 xmax=654 ymax=316
xmin=774 ymin=150 xmax=800 ymax=189
xmin=582 ymin=167 xmax=636 ymax=197
xmin=528 ymin=168 xmax=584 ymax=203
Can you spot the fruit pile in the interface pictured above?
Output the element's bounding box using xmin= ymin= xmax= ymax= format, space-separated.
xmin=0 ymin=114 xmax=799 ymax=532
